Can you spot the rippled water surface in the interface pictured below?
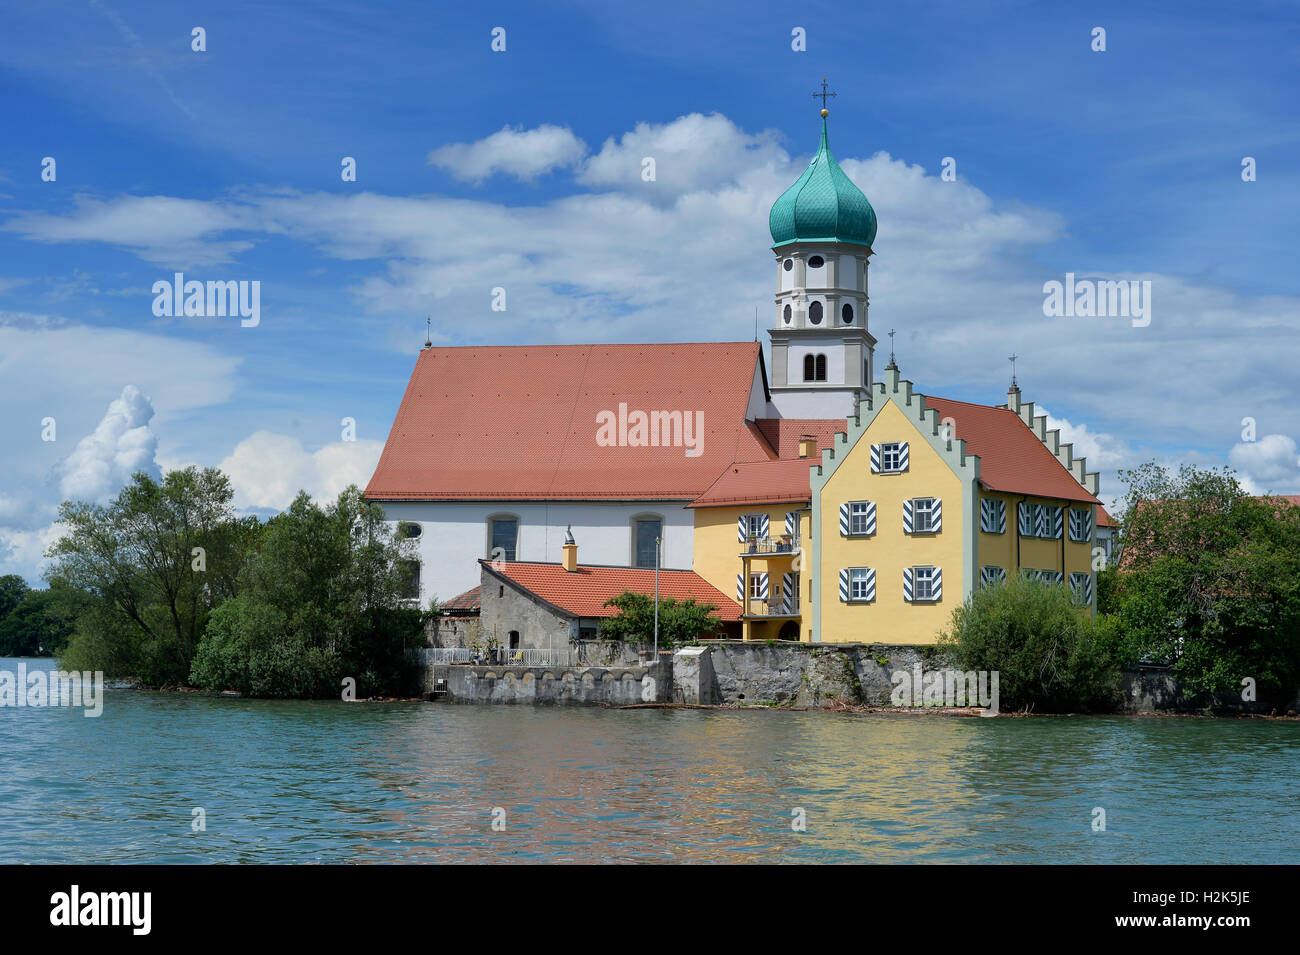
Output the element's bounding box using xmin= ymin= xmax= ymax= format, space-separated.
xmin=1 ymin=657 xmax=1296 ymax=863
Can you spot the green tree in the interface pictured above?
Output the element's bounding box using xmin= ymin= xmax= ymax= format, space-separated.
xmin=0 ymin=575 xmax=30 ymax=621
xmin=48 ymin=467 xmax=259 ymax=684
xmin=939 ymin=573 xmax=1125 ymax=713
xmin=1114 ymin=462 xmax=1300 ymax=704
xmin=597 ymin=591 xmax=722 ymax=647
xmin=0 ymin=583 xmax=91 ymax=656
xmin=188 ymin=487 xmax=421 ymax=698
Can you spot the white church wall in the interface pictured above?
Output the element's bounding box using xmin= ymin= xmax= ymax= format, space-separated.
xmin=770 ymin=388 xmax=859 ymax=419
xmin=377 ymin=500 xmax=697 ymax=604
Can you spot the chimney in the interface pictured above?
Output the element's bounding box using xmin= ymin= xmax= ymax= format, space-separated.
xmin=561 ymin=525 xmax=578 ymax=572
xmin=798 ymin=434 xmax=817 ymax=459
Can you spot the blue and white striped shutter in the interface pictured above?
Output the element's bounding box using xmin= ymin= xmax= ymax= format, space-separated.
xmin=785 ymin=511 xmax=797 ymax=538
xmin=1083 ymin=509 xmax=1093 ymax=540
xmin=781 ymin=572 xmax=794 ymax=612
xmin=980 ymin=499 xmax=992 ymax=533
xmin=839 ymin=568 xmax=850 ymax=602
xmin=898 ymin=442 xmax=910 ymax=471
xmin=839 ymin=503 xmax=850 ymax=536
xmin=932 ymin=498 xmax=943 ymax=532
xmin=932 ymin=567 xmax=943 ymax=600
xmin=870 ymin=443 xmax=881 ymax=473
xmin=996 ymin=566 xmax=1007 ymax=584
xmin=996 ymin=501 xmax=1007 ymax=533
xmin=1052 ymin=506 xmax=1064 ymax=540
xmin=759 ymin=515 xmax=770 ymax=539
xmin=737 ymin=516 xmax=747 ymax=543
xmin=1084 ymin=573 xmax=1094 ymax=603
xmin=1019 ymin=502 xmax=1034 ymax=536
xmin=903 ymin=499 xmax=914 ymax=533
xmin=737 ymin=573 xmax=744 ymax=601
xmin=864 ymin=567 xmax=876 ymax=601
xmin=865 ymin=501 xmax=877 ymax=535
xmin=758 ymin=572 xmax=769 ymax=599
xmin=1034 ymin=504 xmax=1049 ymax=538
xmin=1051 ymin=570 xmax=1064 ymax=585
xmin=903 ymin=567 xmax=914 ymax=602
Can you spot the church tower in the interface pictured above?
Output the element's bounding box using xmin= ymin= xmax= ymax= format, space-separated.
xmin=767 ymin=92 xmax=878 ymax=419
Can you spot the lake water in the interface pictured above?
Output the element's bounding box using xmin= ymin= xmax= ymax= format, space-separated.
xmin=1 ymin=657 xmax=1296 ymax=864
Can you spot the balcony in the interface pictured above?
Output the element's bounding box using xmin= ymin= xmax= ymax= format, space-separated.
xmin=741 ymin=599 xmax=801 ymax=619
xmin=739 ymin=537 xmax=801 ymax=558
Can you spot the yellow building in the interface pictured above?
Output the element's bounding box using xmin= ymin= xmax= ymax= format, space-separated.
xmin=809 ymin=366 xmax=1102 ymax=644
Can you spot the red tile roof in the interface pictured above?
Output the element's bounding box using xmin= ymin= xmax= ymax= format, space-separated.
xmin=753 ymin=418 xmax=846 ymax=458
xmin=1097 ymin=505 xmax=1118 ymax=527
xmin=482 ymin=560 xmax=742 ymax=621
xmin=689 ymin=458 xmax=816 ymax=507
xmin=441 ymin=586 xmax=481 ymax=613
xmin=366 ymin=343 xmax=773 ymax=501
xmin=923 ymin=396 xmax=1100 ymax=505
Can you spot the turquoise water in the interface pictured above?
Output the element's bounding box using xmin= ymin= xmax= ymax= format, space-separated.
xmin=1 ymin=657 xmax=1296 ymax=863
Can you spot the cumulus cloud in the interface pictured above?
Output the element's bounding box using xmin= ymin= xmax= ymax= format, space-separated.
xmin=578 ymin=112 xmax=788 ymax=199
xmin=219 ymin=431 xmax=384 ymax=510
xmin=57 ymin=385 xmax=160 ymax=502
xmin=1228 ymin=434 xmax=1300 ymax=492
xmin=428 ymin=124 xmax=588 ymax=184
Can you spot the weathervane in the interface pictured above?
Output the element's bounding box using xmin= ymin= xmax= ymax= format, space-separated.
xmin=888 ymin=328 xmax=896 ymax=364
xmin=1009 ymin=353 xmax=1018 ymax=387
xmin=424 ymin=316 xmax=432 ymax=349
xmin=812 ymin=75 xmax=836 ymax=114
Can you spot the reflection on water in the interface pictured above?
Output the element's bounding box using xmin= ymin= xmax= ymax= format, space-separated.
xmin=0 ymin=658 xmax=1295 ymax=863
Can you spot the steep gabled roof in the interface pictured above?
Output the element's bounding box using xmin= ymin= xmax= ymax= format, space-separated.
xmin=366 ymin=342 xmax=770 ymax=501
xmin=482 ymin=560 xmax=742 ymax=621
xmin=923 ymin=396 xmax=1100 ymax=504
xmin=924 ymin=396 xmax=1100 ymax=504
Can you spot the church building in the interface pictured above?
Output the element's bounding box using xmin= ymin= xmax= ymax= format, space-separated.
xmin=365 ymin=100 xmax=1110 ymax=647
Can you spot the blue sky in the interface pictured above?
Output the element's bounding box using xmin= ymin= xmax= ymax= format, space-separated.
xmin=1 ymin=0 xmax=1298 ymax=581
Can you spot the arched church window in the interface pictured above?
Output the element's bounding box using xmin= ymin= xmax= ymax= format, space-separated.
xmin=783 ymin=258 xmax=793 ymax=272
xmin=808 ymin=301 xmax=823 ymax=324
xmin=808 ymin=255 xmax=824 ymax=269
xmin=815 ymin=354 xmax=827 ymax=381
xmin=803 ymin=355 xmax=815 ymax=381
xmin=842 ymin=303 xmax=854 ymax=323
xmin=783 ymin=304 xmax=792 ymax=323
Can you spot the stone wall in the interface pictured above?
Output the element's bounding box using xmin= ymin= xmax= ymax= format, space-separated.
xmin=480 ymin=571 xmax=574 ymax=651
xmin=440 ymin=660 xmax=669 ymax=705
xmin=425 ymin=615 xmax=481 ymax=648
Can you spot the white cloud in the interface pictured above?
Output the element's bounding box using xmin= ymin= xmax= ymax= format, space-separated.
xmin=57 ymin=385 xmax=160 ymax=502
xmin=1228 ymin=434 xmax=1300 ymax=493
xmin=219 ymin=431 xmax=384 ymax=510
xmin=428 ymin=124 xmax=588 ymax=184
xmin=0 ymin=521 xmax=67 ymax=585
xmin=578 ymin=112 xmax=788 ymax=199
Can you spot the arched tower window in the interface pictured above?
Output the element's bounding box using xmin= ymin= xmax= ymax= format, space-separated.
xmin=842 ymin=303 xmax=854 ymax=323
xmin=803 ymin=354 xmax=816 ymax=381
xmin=815 ymin=354 xmax=827 ymax=381
xmin=783 ymin=304 xmax=792 ymax=323
xmin=808 ymin=301 xmax=823 ymax=325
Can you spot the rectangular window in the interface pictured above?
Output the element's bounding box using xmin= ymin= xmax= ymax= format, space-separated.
xmin=980 ymin=565 xmax=1005 ymax=587
xmin=749 ymin=574 xmax=764 ymax=599
xmin=912 ymin=497 xmax=935 ymax=533
xmin=850 ymin=501 xmax=869 ymax=535
xmin=398 ymin=559 xmax=420 ymax=600
xmin=980 ymin=498 xmax=1006 ymax=534
xmin=914 ymin=566 xmax=935 ymax=601
xmin=635 ymin=519 xmax=662 ymax=569
xmin=850 ymin=568 xmax=870 ymax=600
xmin=882 ymin=442 xmax=903 ymax=472
xmin=1069 ymin=572 xmax=1091 ymax=605
xmin=489 ymin=518 xmax=517 ymax=561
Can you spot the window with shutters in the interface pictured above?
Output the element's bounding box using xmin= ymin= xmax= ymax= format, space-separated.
xmin=749 ymin=574 xmax=764 ymax=599
xmin=849 ymin=501 xmax=871 ymax=535
xmin=980 ymin=498 xmax=1006 ymax=534
xmin=914 ymin=566 xmax=937 ymax=601
xmin=850 ymin=568 xmax=871 ymax=601
xmin=912 ymin=497 xmax=937 ymax=533
xmin=881 ymin=442 xmax=903 ymax=472
xmin=1069 ymin=572 xmax=1091 ymax=605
